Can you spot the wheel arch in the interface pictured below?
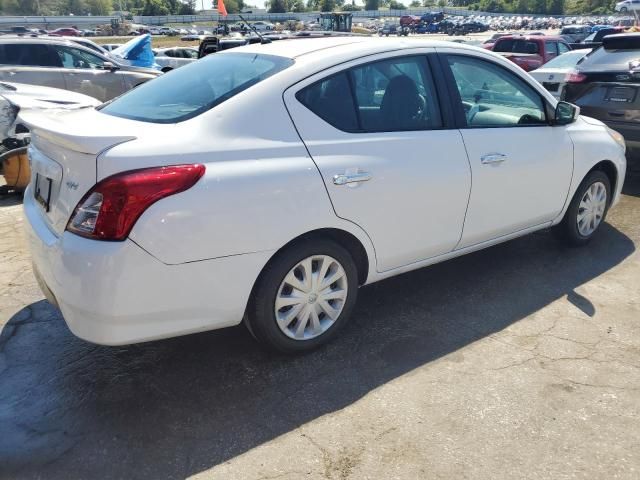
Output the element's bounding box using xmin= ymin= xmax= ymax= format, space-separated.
xmin=589 ymin=159 xmax=618 ymax=199
xmin=243 ymin=227 xmax=372 ymax=325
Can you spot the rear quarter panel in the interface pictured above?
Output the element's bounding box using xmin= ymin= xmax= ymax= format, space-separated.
xmin=100 ymin=82 xmax=376 ymax=270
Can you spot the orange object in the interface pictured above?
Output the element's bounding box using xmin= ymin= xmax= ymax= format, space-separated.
xmin=1 ymin=147 xmax=30 ymax=191
xmin=218 ymin=0 xmax=228 ymax=17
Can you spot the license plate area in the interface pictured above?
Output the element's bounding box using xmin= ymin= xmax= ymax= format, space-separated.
xmin=34 ymin=173 xmax=53 ymax=212
xmin=605 ymin=86 xmax=636 ymax=104
xmin=543 ymin=82 xmax=560 ymax=92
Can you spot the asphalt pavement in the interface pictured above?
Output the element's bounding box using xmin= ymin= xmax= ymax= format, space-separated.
xmin=1 ymin=171 xmax=639 ymax=479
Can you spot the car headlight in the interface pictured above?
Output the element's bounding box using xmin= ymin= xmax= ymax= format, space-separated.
xmin=606 ymin=126 xmax=626 ymax=152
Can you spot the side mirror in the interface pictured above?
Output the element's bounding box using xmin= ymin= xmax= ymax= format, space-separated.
xmin=554 ymin=101 xmax=580 ymax=125
xmin=102 ymin=61 xmax=119 ymax=72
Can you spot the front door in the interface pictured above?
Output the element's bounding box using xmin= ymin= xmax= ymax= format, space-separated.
xmin=441 ymin=51 xmax=573 ymax=249
xmin=285 ymin=52 xmax=471 ymax=272
xmin=53 ymin=45 xmax=124 ymax=102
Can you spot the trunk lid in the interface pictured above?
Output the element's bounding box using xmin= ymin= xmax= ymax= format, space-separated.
xmin=20 ymin=108 xmax=138 ymax=236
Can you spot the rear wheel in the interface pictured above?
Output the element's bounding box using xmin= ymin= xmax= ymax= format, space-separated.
xmin=554 ymin=170 xmax=611 ymax=246
xmin=246 ymin=239 xmax=359 ymax=354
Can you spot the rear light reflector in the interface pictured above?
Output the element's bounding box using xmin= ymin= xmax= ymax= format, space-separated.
xmin=67 ymin=164 xmax=205 ymax=241
xmin=565 ymin=71 xmax=587 ymax=83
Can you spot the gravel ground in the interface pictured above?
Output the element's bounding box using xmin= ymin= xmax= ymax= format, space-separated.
xmin=0 ymin=171 xmax=639 ymax=479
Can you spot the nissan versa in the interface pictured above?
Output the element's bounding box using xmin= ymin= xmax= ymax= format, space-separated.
xmin=23 ymin=38 xmax=627 ymax=353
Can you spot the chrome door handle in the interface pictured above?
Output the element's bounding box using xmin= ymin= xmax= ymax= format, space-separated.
xmin=333 ymin=172 xmax=372 ymax=186
xmin=481 ymin=153 xmax=507 ymax=164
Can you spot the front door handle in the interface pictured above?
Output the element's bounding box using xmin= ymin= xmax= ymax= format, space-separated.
xmin=481 ymin=153 xmax=507 ymax=164
xmin=333 ymin=172 xmax=372 ymax=186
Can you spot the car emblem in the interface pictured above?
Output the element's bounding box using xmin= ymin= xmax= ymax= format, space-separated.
xmin=548 ymin=74 xmax=554 ymax=80
xmin=66 ymin=181 xmax=79 ymax=190
xmin=616 ymin=74 xmax=630 ymax=81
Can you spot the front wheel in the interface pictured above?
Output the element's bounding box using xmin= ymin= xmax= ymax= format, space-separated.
xmin=246 ymin=239 xmax=359 ymax=354
xmin=554 ymin=170 xmax=611 ymax=246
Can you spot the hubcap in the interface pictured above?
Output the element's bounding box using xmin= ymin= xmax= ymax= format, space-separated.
xmin=577 ymin=181 xmax=607 ymax=237
xmin=275 ymin=255 xmax=348 ymax=341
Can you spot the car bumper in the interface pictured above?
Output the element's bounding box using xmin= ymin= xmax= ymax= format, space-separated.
xmin=24 ymin=187 xmax=272 ymax=345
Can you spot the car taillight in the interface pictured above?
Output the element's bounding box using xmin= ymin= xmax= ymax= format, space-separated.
xmin=67 ymin=164 xmax=205 ymax=241
xmin=565 ymin=71 xmax=587 ymax=83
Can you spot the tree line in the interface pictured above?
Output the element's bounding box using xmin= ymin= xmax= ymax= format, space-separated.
xmin=0 ymin=0 xmax=199 ymax=16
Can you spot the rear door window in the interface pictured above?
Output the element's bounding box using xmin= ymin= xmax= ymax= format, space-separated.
xmin=297 ymin=55 xmax=441 ymax=133
xmin=0 ymin=44 xmax=60 ymax=67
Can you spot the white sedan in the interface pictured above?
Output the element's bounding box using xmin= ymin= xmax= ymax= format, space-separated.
xmin=152 ymin=47 xmax=199 ymax=72
xmin=530 ymin=48 xmax=591 ymax=99
xmin=22 ymin=38 xmax=627 ymax=353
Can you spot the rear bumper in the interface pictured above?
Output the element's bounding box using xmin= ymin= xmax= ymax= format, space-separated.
xmin=23 ymin=186 xmax=272 ymax=345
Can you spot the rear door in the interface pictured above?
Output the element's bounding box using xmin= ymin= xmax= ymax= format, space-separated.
xmin=52 ymin=45 xmax=125 ymax=101
xmin=0 ymin=43 xmax=65 ymax=90
xmin=285 ymin=51 xmax=471 ymax=272
xmin=440 ymin=50 xmax=573 ymax=248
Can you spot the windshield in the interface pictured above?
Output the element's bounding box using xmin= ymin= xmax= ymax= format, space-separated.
xmin=542 ymin=50 xmax=589 ymax=69
xmin=577 ymin=46 xmax=640 ymax=72
xmin=100 ymin=52 xmax=293 ymax=123
xmin=493 ymin=39 xmax=540 ymax=54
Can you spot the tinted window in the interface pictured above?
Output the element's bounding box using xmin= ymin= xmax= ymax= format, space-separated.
xmin=297 ymin=56 xmax=441 ymax=133
xmin=0 ymin=44 xmax=60 ymax=67
xmin=101 ymin=52 xmax=293 ymax=123
xmin=494 ymin=39 xmax=540 ymax=54
xmin=447 ymin=55 xmax=546 ymax=127
xmin=296 ymin=73 xmax=358 ymax=132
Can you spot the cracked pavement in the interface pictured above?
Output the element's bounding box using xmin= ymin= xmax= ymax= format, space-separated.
xmin=1 ymin=174 xmax=639 ymax=480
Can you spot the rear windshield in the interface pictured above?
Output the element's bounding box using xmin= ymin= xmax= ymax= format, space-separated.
xmin=493 ymin=39 xmax=540 ymax=54
xmin=577 ymin=46 xmax=640 ymax=72
xmin=100 ymin=52 xmax=293 ymax=123
xmin=542 ymin=49 xmax=589 ymax=69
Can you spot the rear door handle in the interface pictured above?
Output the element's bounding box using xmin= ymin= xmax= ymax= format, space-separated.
xmin=333 ymin=172 xmax=372 ymax=185
xmin=481 ymin=153 xmax=507 ymax=164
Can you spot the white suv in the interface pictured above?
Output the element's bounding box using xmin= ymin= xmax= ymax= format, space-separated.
xmin=615 ymin=0 xmax=640 ymax=12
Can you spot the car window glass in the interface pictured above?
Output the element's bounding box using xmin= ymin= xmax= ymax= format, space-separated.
xmin=545 ymin=41 xmax=558 ymax=55
xmin=558 ymin=42 xmax=571 ymax=54
xmin=493 ymin=39 xmax=539 ymax=54
xmin=296 ymin=72 xmax=359 ymax=132
xmin=447 ymin=55 xmax=546 ymax=127
xmin=0 ymin=44 xmax=61 ymax=67
xmin=349 ymin=56 xmax=441 ymax=131
xmin=542 ymin=49 xmax=586 ymax=68
xmin=55 ymin=46 xmax=104 ymax=69
xmin=297 ymin=56 xmax=441 ymax=133
xmin=184 ymin=49 xmax=198 ymax=59
xmin=101 ymin=52 xmax=293 ymax=123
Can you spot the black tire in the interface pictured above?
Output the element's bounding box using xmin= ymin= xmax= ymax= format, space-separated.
xmin=554 ymin=170 xmax=611 ymax=247
xmin=246 ymin=238 xmax=359 ymax=354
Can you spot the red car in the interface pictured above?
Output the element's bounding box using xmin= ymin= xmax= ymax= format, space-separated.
xmin=492 ymin=35 xmax=572 ymax=72
xmin=399 ymin=15 xmax=421 ymax=27
xmin=48 ymin=27 xmax=81 ymax=37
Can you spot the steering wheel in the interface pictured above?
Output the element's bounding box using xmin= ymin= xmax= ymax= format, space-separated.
xmin=462 ymin=101 xmax=480 ymax=124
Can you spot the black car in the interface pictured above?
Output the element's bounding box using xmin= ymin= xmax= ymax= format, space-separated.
xmin=564 ymin=34 xmax=640 ymax=157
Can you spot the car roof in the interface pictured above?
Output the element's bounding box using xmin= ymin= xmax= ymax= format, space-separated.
xmin=229 ymin=36 xmax=480 ymax=60
xmin=497 ymin=34 xmax=564 ymax=41
xmin=0 ymin=35 xmax=85 ymax=46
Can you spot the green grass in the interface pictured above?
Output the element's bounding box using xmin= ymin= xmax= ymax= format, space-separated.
xmin=94 ymin=36 xmax=201 ymax=48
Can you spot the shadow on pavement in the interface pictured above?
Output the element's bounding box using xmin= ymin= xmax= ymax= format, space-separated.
xmin=0 ymin=218 xmax=635 ymax=479
xmin=4 ymin=168 xmax=640 ymax=478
